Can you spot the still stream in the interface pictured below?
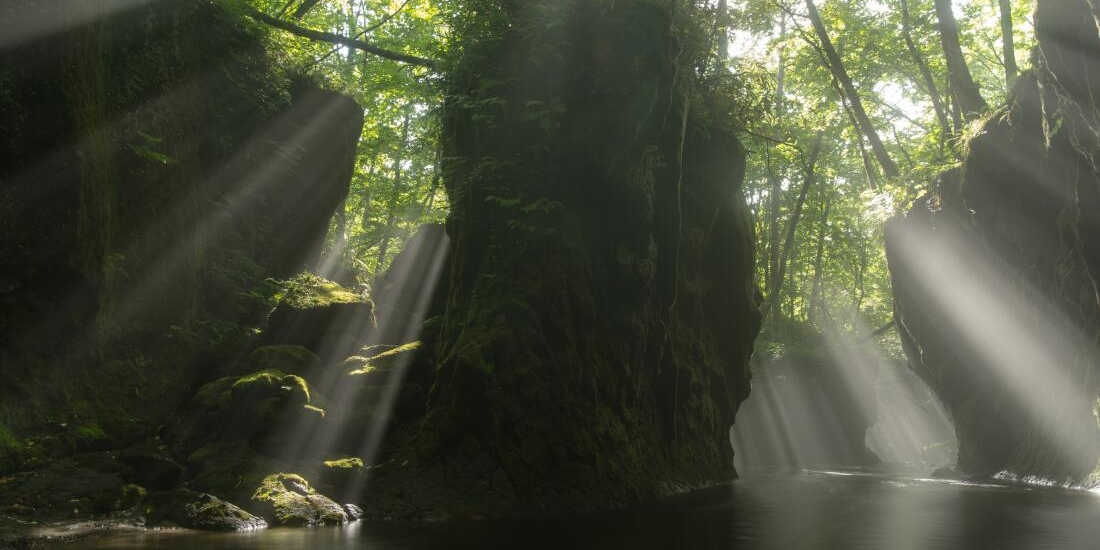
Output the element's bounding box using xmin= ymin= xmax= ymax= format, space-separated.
xmin=42 ymin=471 xmax=1100 ymax=550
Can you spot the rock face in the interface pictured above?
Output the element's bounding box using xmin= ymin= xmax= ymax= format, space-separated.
xmin=885 ymin=0 xmax=1100 ymax=484
xmin=0 ymin=0 xmax=362 ymax=474
xmin=363 ymin=0 xmax=760 ymax=518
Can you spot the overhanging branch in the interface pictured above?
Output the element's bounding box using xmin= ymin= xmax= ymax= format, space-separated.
xmin=243 ymin=6 xmax=437 ymax=70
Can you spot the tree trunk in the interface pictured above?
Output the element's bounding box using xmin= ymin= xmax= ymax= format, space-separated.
xmin=998 ymin=0 xmax=1018 ymax=89
xmin=810 ymin=190 xmax=831 ymax=323
xmin=900 ymin=0 xmax=953 ymax=143
xmin=376 ymin=110 xmax=411 ymax=269
xmin=765 ymin=149 xmax=781 ymax=308
xmin=933 ymin=0 xmax=988 ymax=120
xmin=768 ymin=133 xmax=824 ymax=320
xmin=805 ymin=0 xmax=898 ymax=178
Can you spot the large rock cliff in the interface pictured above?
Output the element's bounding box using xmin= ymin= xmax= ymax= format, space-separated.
xmin=885 ymin=0 xmax=1100 ymax=484
xmin=362 ymin=0 xmax=761 ymax=518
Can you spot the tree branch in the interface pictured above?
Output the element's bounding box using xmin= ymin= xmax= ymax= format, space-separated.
xmin=243 ymin=6 xmax=437 ymax=69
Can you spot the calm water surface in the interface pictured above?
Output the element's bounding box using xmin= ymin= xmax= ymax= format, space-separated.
xmin=46 ymin=471 xmax=1100 ymax=550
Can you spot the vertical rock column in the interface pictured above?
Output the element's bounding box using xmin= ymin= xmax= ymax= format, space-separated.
xmin=364 ymin=0 xmax=761 ymax=518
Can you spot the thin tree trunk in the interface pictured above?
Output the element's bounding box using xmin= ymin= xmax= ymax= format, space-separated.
xmin=765 ymin=149 xmax=781 ymax=306
xmin=998 ymin=0 xmax=1018 ymax=89
xmin=376 ymin=110 xmax=411 ymax=269
xmin=768 ymin=133 xmax=824 ymax=320
xmin=810 ymin=190 xmax=831 ymax=323
xmin=900 ymin=0 xmax=952 ymax=142
xmin=933 ymin=0 xmax=988 ymax=120
xmin=805 ymin=0 xmax=898 ymax=177
xmin=336 ymin=199 xmax=347 ymax=251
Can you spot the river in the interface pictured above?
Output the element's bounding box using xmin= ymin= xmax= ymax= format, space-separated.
xmin=41 ymin=470 xmax=1100 ymax=549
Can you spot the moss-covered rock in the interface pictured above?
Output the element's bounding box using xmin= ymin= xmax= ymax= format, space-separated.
xmin=183 ymin=442 xmax=269 ymax=505
xmin=244 ymin=345 xmax=321 ymax=377
xmin=250 ymin=473 xmax=347 ymax=526
xmin=177 ymin=369 xmax=321 ymax=457
xmin=319 ymin=457 xmax=365 ymax=495
xmin=231 ymin=369 xmax=311 ymax=406
xmin=343 ymin=342 xmax=421 ymax=385
xmin=263 ymin=275 xmax=376 ymax=363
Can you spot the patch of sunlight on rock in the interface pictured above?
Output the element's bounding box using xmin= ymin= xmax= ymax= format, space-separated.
xmin=346 ymin=342 xmax=422 ymax=375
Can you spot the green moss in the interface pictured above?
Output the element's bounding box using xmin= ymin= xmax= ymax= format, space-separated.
xmin=230 ymin=368 xmax=310 ymax=404
xmin=250 ymin=473 xmax=346 ymax=526
xmin=74 ymin=422 xmax=106 ymax=441
xmin=254 ymin=472 xmax=313 ymax=498
xmin=279 ymin=273 xmax=365 ymax=310
xmin=323 ymin=457 xmax=364 ymax=470
xmin=346 ymin=341 xmax=421 ymax=375
xmin=281 ymin=375 xmax=311 ymax=404
xmin=0 ymin=422 xmax=22 ymax=472
xmin=0 ymin=423 xmax=19 ymax=451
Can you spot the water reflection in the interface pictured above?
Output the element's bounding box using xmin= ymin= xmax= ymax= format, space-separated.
xmin=45 ymin=472 xmax=1100 ymax=550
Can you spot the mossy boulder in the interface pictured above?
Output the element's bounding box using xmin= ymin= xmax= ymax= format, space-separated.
xmin=183 ymin=442 xmax=269 ymax=505
xmin=243 ymin=345 xmax=321 ymax=377
xmin=250 ymin=473 xmax=347 ymax=526
xmin=231 ymin=369 xmax=311 ymax=406
xmin=180 ymin=369 xmax=321 ymax=452
xmin=319 ymin=457 xmax=365 ymax=498
xmin=151 ymin=489 xmax=266 ymax=531
xmin=264 ymin=274 xmax=375 ymax=362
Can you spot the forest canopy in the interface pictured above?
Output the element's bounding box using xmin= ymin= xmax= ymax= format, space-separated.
xmin=239 ymin=0 xmax=1035 ymax=356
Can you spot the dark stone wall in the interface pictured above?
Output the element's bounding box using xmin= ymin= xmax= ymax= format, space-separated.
xmin=885 ymin=0 xmax=1100 ymax=484
xmin=0 ymin=0 xmax=362 ymax=471
xmin=363 ymin=0 xmax=761 ymax=518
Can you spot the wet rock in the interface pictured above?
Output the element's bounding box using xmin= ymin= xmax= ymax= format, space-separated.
xmin=343 ymin=503 xmax=364 ymax=520
xmin=152 ymin=489 xmax=266 ymax=531
xmin=250 ymin=473 xmax=347 ymax=526
xmin=0 ymin=459 xmax=134 ymax=519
